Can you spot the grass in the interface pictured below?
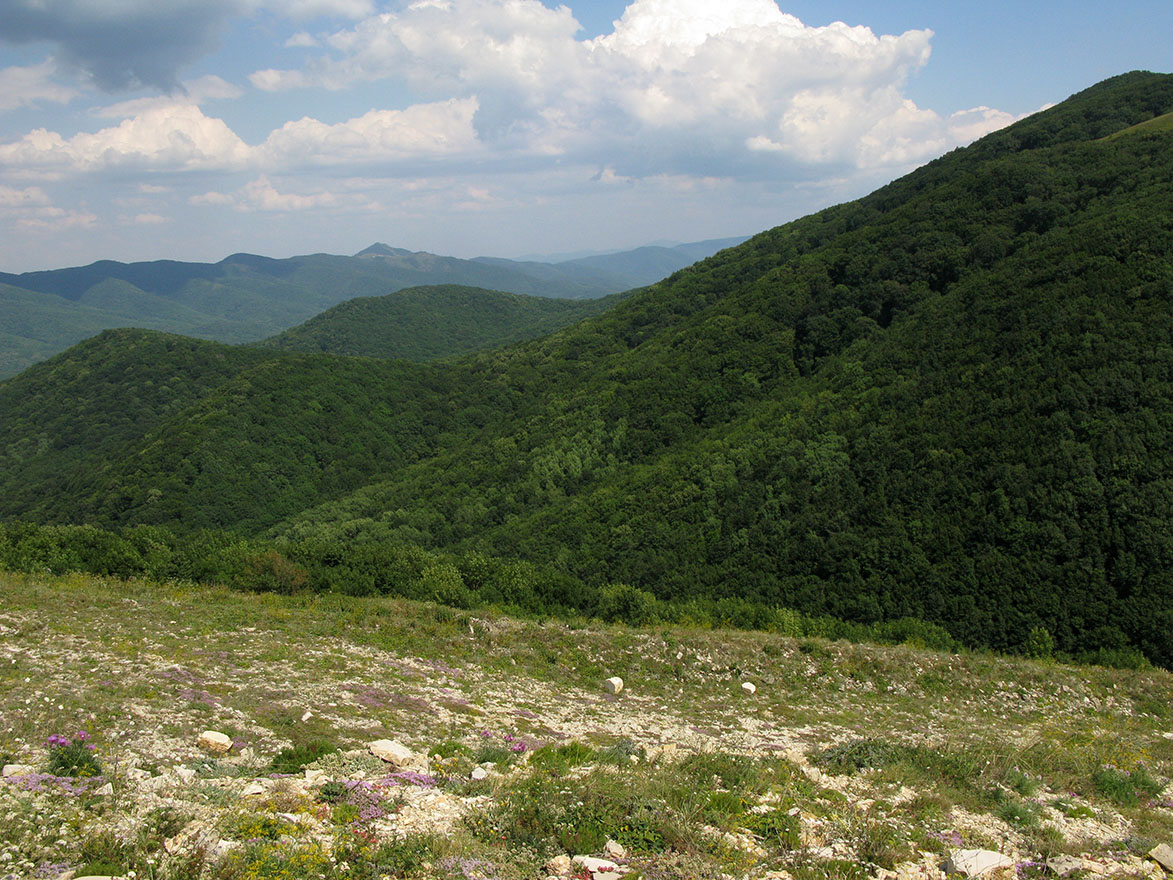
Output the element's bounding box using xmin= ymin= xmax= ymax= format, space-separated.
xmin=0 ymin=569 xmax=1172 ymax=879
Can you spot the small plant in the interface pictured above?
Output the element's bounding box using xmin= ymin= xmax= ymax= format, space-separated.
xmin=742 ymin=809 xmax=800 ymax=851
xmin=269 ymin=737 xmax=339 ymax=774
xmin=44 ymin=730 xmax=102 ymax=778
xmin=529 ymin=741 xmax=596 ymax=774
xmin=1005 ymin=768 xmax=1041 ymax=797
xmin=1092 ymin=765 xmax=1164 ymax=807
xmin=317 ymin=779 xmax=348 ymax=803
xmin=815 ymin=738 xmax=903 ymax=774
xmin=995 ymin=798 xmax=1040 ymax=830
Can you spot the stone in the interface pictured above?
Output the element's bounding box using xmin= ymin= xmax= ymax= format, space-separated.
xmin=1150 ymin=844 xmax=1173 ymax=872
xmin=74 ymin=876 xmax=116 ymax=880
xmin=174 ymin=767 xmax=197 ymax=784
xmin=1 ymin=763 xmax=34 ymax=777
xmin=470 ymin=767 xmax=489 ymax=781
xmin=604 ymin=839 xmax=627 ymax=859
xmin=604 ymin=676 xmax=624 ymax=695
xmin=198 ymin=730 xmax=232 ymax=754
xmin=573 ymin=856 xmax=626 ymax=878
xmin=944 ymin=849 xmax=1015 ymax=877
xmin=544 ymin=854 xmax=574 ymax=875
xmin=1045 ymin=856 xmax=1086 ymax=876
xmin=741 ymin=681 xmax=757 ymax=695
xmin=241 ymin=782 xmax=266 ymax=797
xmin=95 ymin=782 xmax=114 ymax=797
xmin=300 ymin=709 xmax=313 ymax=722
xmin=304 ymin=768 xmax=328 ymax=786
xmin=369 ymin=738 xmax=422 ymax=770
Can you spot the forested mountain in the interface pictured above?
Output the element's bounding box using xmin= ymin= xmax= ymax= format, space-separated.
xmin=1 ymin=71 xmax=1170 ymax=665
xmin=0 ymin=237 xmax=738 ymax=378
xmin=257 ymin=285 xmax=621 ymax=361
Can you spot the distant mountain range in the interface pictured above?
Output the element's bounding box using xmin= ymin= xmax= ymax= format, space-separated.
xmin=0 ymin=235 xmax=746 ymax=378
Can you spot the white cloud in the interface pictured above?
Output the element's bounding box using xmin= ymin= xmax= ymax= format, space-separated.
xmin=0 ymin=104 xmax=252 ymax=171
xmin=131 ymin=212 xmax=169 ymax=224
xmin=94 ymin=75 xmax=243 ymax=118
xmin=285 ymin=31 xmax=320 ymax=47
xmin=189 ymin=190 xmax=236 ymax=206
xmin=244 ymin=0 xmax=993 ymax=176
xmin=259 ymin=98 xmax=481 ymax=166
xmin=0 ymin=60 xmax=78 ymax=111
xmin=240 ymin=175 xmax=337 ymax=210
xmin=0 ymin=183 xmax=52 ymax=207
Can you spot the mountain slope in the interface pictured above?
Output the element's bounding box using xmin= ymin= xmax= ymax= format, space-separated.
xmin=0 ymin=239 xmax=729 ymax=378
xmin=1 ymin=71 xmax=1171 ymax=664
xmin=257 ymin=285 xmax=621 ymax=361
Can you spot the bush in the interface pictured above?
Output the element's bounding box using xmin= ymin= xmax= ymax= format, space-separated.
xmin=269 ymin=738 xmax=339 ymax=774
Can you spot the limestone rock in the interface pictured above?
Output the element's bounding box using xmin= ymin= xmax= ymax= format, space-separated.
xmin=741 ymin=681 xmax=757 ymax=695
xmin=241 ymin=782 xmax=266 ymax=797
xmin=1150 ymin=844 xmax=1173 ymax=872
xmin=95 ymin=782 xmax=114 ymax=797
xmin=174 ymin=766 xmax=197 ymax=784
xmin=1 ymin=763 xmax=34 ymax=777
xmin=471 ymin=767 xmax=489 ymax=781
xmin=1045 ymin=856 xmax=1086 ymax=876
xmin=945 ymin=849 xmax=1015 ymax=877
xmin=544 ymin=854 xmax=574 ymax=876
xmin=198 ymin=730 xmax=232 ymax=754
xmin=604 ymin=676 xmax=624 ymax=695
xmin=604 ymin=839 xmax=627 ymax=859
xmin=369 ymin=738 xmax=421 ymax=770
xmin=304 ymin=768 xmax=328 ymax=786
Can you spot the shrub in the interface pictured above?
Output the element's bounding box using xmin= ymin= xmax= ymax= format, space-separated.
xmin=1023 ymin=626 xmax=1055 ymax=659
xmin=815 ymin=738 xmax=904 ymax=774
xmin=1092 ymin=765 xmax=1164 ymax=806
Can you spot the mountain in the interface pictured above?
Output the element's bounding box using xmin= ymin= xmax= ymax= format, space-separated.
xmin=0 ymin=236 xmax=739 ymax=379
xmin=1 ymin=71 xmax=1171 ymax=665
xmin=256 ymin=284 xmax=622 ymax=361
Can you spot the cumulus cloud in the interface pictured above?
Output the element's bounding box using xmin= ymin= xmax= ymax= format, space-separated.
xmin=0 ymin=183 xmax=52 ymax=207
xmin=0 ymin=104 xmax=253 ymax=171
xmin=0 ymin=60 xmax=78 ymax=111
xmin=259 ymin=98 xmax=481 ymax=166
xmin=0 ymin=0 xmax=373 ymax=93
xmin=93 ymin=76 xmax=244 ymax=119
xmin=245 ymin=0 xmax=1001 ymax=176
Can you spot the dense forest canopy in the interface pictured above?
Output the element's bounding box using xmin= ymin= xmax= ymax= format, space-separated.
xmin=1 ymin=71 xmax=1170 ymax=666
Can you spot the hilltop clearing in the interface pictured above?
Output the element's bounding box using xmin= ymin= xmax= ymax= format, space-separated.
xmin=1 ymin=571 xmax=1171 ymax=880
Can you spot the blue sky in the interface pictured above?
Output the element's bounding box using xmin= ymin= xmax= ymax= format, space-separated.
xmin=0 ymin=0 xmax=1168 ymax=272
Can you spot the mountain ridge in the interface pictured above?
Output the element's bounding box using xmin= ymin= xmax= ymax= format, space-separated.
xmin=1 ymin=70 xmax=1171 ymax=664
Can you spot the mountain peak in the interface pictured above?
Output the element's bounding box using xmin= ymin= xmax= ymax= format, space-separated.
xmin=354 ymin=243 xmax=413 ymax=258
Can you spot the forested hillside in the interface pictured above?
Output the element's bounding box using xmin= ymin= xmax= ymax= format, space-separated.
xmin=0 ymin=238 xmax=737 ymax=378
xmin=1 ymin=71 xmax=1170 ymax=666
xmin=257 ymin=285 xmax=620 ymax=361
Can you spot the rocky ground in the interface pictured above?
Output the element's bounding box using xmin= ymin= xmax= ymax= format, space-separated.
xmin=1 ymin=570 xmax=1171 ymax=880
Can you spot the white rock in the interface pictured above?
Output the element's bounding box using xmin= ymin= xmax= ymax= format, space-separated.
xmin=174 ymin=767 xmax=197 ymax=784
xmin=471 ymin=767 xmax=489 ymax=781
xmin=573 ymin=856 xmax=626 ymax=878
xmin=127 ymin=767 xmax=152 ymax=781
xmin=545 ymin=854 xmax=574 ymax=875
xmin=300 ymin=709 xmax=313 ymax=722
xmin=604 ymin=676 xmax=624 ymax=695
xmin=369 ymin=738 xmax=419 ymax=769
xmin=945 ymin=849 xmax=1015 ymax=877
xmin=1045 ymin=855 xmax=1086 ymax=876
xmin=1150 ymin=844 xmax=1173 ymax=872
xmin=95 ymin=782 xmax=114 ymax=797
xmin=604 ymin=839 xmax=627 ymax=859
xmin=241 ymin=782 xmax=266 ymax=797
xmin=198 ymin=731 xmax=232 ymax=754
xmin=741 ymin=681 xmax=757 ymax=695
xmin=1 ymin=763 xmax=34 ymax=777
xmin=304 ymin=768 xmax=327 ymax=786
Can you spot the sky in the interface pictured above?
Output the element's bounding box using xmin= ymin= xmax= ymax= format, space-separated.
xmin=0 ymin=0 xmax=1169 ymax=272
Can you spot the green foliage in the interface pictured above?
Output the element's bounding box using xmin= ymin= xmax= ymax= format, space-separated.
xmin=1024 ymin=627 xmax=1055 ymax=660
xmin=995 ymin=798 xmax=1042 ymax=830
xmin=268 ymin=738 xmax=339 ymax=775
xmin=44 ymin=732 xmax=103 ymax=778
xmin=2 ymin=72 xmax=1173 ymax=666
xmin=1092 ymin=765 xmax=1164 ymax=806
xmin=815 ymin=739 xmax=904 ymax=775
xmin=259 ymin=284 xmax=616 ymax=361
